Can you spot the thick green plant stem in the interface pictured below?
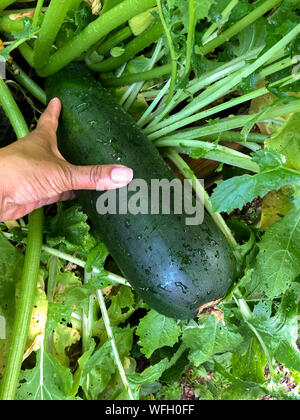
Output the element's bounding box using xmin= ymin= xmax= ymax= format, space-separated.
xmin=201 ymin=0 xmax=282 ymax=55
xmin=147 ymin=23 xmax=300 ymax=135
xmin=101 ymin=0 xmax=123 ymax=14
xmin=0 ymin=6 xmax=47 ymax=15
xmin=8 ymin=61 xmax=46 ymax=104
xmin=154 ymin=100 xmax=300 ymax=144
xmin=97 ymin=26 xmax=132 ymax=56
xmin=138 ymin=79 xmax=170 ymax=127
xmin=70 ymin=0 xmax=82 ymax=10
xmin=100 ymin=63 xmax=172 ymax=87
xmin=156 ymin=0 xmax=177 ymax=105
xmin=0 ymin=14 xmax=24 ymax=32
xmin=185 ymin=0 xmax=195 ymax=77
xmin=122 ymin=37 xmax=163 ymax=110
xmin=0 ymin=0 xmax=15 ymax=10
xmin=199 ymin=131 xmax=267 ymax=144
xmin=18 ymin=42 xmax=34 ymax=67
xmin=32 ymin=0 xmax=44 ymax=28
xmin=145 ymin=58 xmax=247 ymax=131
xmin=0 ymin=77 xmax=28 ymax=136
xmin=161 ymin=139 xmax=260 ymax=173
xmin=0 ymin=210 xmax=43 ymax=401
xmin=88 ymin=21 xmax=163 ymax=72
xmin=33 ymin=0 xmax=73 ymax=71
xmin=148 ymin=72 xmax=298 ymax=140
xmin=38 ymin=0 xmax=157 ymax=76
xmin=0 ymin=80 xmax=43 ymax=401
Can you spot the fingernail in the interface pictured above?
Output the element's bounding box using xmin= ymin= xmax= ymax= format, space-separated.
xmin=49 ymin=97 xmax=61 ymax=107
xmin=110 ymin=167 xmax=133 ymax=183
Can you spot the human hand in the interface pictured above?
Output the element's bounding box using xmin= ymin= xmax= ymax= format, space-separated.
xmin=0 ymin=98 xmax=134 ymax=222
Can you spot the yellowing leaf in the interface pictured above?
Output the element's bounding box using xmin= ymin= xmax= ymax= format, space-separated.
xmin=249 ymin=80 xmax=293 ymax=135
xmin=261 ymin=186 xmax=294 ymax=230
xmin=23 ymin=334 xmax=44 ymax=361
xmin=28 ymin=288 xmax=48 ymax=340
xmin=249 ymin=80 xmax=276 ymax=134
xmin=4 ymin=220 xmax=19 ymax=229
xmin=51 ymin=324 xmax=81 ymax=367
xmin=266 ymin=112 xmax=300 ymax=171
xmin=24 ymin=274 xmax=48 ymax=360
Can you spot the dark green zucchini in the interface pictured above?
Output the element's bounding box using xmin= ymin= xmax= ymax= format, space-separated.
xmin=46 ymin=63 xmax=236 ymax=320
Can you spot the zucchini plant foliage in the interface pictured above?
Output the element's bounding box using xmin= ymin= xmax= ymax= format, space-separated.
xmin=0 ymin=0 xmax=300 ymax=401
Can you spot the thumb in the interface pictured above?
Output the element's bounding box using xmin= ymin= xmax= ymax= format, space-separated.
xmin=64 ymin=163 xmax=134 ymax=191
xmin=37 ymin=97 xmax=61 ymax=136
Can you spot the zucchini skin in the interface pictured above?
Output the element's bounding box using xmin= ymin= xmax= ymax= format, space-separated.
xmin=46 ymin=64 xmax=236 ymax=320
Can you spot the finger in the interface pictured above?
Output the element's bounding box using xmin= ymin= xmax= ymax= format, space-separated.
xmin=36 ymin=97 xmax=62 ymax=136
xmin=64 ymin=164 xmax=134 ymax=191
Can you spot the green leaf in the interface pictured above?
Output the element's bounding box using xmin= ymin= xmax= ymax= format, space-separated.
xmin=71 ymin=340 xmax=96 ymax=397
xmin=231 ymin=337 xmax=267 ymax=384
xmin=11 ymin=17 xmax=36 ymax=40
xmin=156 ymin=382 xmax=182 ymax=400
xmin=47 ymin=256 xmax=82 ymax=302
xmin=126 ymin=56 xmax=153 ymax=74
xmin=46 ymin=204 xmax=96 ymax=254
xmin=211 ymin=150 xmax=300 ymax=213
xmin=136 ymin=309 xmax=181 ymax=358
xmin=15 ymin=349 xmax=74 ymax=400
xmin=94 ymin=286 xmax=136 ymax=343
xmin=166 ymin=0 xmax=178 ymax=8
xmin=85 ymin=242 xmax=109 ymax=274
xmin=249 ymin=285 xmax=300 ymax=372
xmin=194 ymin=0 xmax=215 ymax=20
xmin=82 ymin=326 xmax=133 ymax=400
xmin=213 ymin=359 xmax=267 ymax=401
xmin=182 ymin=313 xmax=243 ymax=366
xmin=218 ymin=381 xmax=266 ymax=400
xmin=128 ymin=358 xmax=169 ymax=385
xmin=0 ymin=17 xmax=39 ymax=62
xmin=275 ymin=341 xmax=300 ymax=373
xmin=232 ymin=19 xmax=266 ymax=58
xmin=99 ymin=357 xmax=137 ymax=400
xmin=82 ymin=340 xmax=115 ymax=399
xmin=250 ymin=204 xmax=300 ymax=298
xmin=47 ymin=299 xmax=74 ymax=328
xmin=252 ymin=148 xmax=287 ymax=171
